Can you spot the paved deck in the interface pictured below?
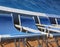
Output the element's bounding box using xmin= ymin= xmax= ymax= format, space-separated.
xmin=0 ymin=37 xmax=60 ymax=47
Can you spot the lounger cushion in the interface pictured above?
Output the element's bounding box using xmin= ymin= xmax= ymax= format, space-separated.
xmin=21 ymin=16 xmax=38 ymax=30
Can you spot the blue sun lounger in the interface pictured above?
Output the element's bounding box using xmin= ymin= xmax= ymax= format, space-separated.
xmin=35 ymin=16 xmax=60 ymax=47
xmin=38 ymin=16 xmax=60 ymax=36
xmin=0 ymin=15 xmax=47 ymax=47
xmin=20 ymin=16 xmax=40 ymax=32
xmin=15 ymin=15 xmax=53 ymax=47
xmin=42 ymin=17 xmax=60 ymax=33
xmin=19 ymin=15 xmax=49 ymax=34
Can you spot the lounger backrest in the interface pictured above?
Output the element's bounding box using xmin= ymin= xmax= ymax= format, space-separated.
xmin=20 ymin=15 xmax=38 ymax=30
xmin=57 ymin=18 xmax=60 ymax=25
xmin=13 ymin=13 xmax=20 ymax=25
xmin=39 ymin=17 xmax=51 ymax=25
xmin=34 ymin=16 xmax=40 ymax=24
xmin=0 ymin=14 xmax=21 ymax=34
xmin=49 ymin=17 xmax=57 ymax=25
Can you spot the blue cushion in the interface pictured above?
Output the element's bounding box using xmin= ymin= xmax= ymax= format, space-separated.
xmin=21 ymin=16 xmax=38 ymax=30
xmin=0 ymin=15 xmax=24 ymax=35
xmin=39 ymin=17 xmax=51 ymax=25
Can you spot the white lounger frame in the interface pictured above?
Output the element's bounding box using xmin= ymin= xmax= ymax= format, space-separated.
xmin=0 ymin=6 xmax=60 ymax=18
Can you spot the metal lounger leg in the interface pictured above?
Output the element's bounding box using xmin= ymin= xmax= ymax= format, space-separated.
xmin=22 ymin=38 xmax=26 ymax=47
xmin=37 ymin=37 xmax=42 ymax=47
xmin=18 ymin=39 xmax=20 ymax=47
xmin=45 ymin=37 xmax=49 ymax=47
xmin=55 ymin=38 xmax=59 ymax=47
xmin=14 ymin=39 xmax=17 ymax=47
xmin=14 ymin=39 xmax=20 ymax=47
xmin=25 ymin=31 xmax=33 ymax=47
xmin=44 ymin=29 xmax=49 ymax=47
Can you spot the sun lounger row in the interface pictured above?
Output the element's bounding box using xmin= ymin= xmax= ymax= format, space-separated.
xmin=0 ymin=12 xmax=60 ymax=47
xmin=0 ymin=14 xmax=50 ymax=47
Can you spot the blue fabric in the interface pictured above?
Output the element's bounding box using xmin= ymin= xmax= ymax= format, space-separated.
xmin=57 ymin=18 xmax=60 ymax=24
xmin=0 ymin=15 xmax=25 ymax=35
xmin=21 ymin=16 xmax=38 ymax=30
xmin=0 ymin=0 xmax=60 ymax=15
xmin=39 ymin=17 xmax=51 ymax=25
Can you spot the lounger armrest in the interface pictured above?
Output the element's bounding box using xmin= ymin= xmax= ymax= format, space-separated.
xmin=36 ymin=24 xmax=43 ymax=26
xmin=36 ymin=24 xmax=60 ymax=28
xmin=15 ymin=24 xmax=44 ymax=33
xmin=15 ymin=24 xmax=53 ymax=37
xmin=37 ymin=25 xmax=60 ymax=33
xmin=36 ymin=24 xmax=45 ymax=27
xmin=36 ymin=24 xmax=41 ymax=26
xmin=52 ymin=25 xmax=60 ymax=28
xmin=15 ymin=24 xmax=41 ymax=33
xmin=47 ymin=28 xmax=60 ymax=33
xmin=38 ymin=26 xmax=46 ymax=29
xmin=15 ymin=24 xmax=27 ymax=32
xmin=15 ymin=24 xmax=22 ymax=28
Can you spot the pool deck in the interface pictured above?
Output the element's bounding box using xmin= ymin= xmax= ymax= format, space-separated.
xmin=0 ymin=37 xmax=60 ymax=47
